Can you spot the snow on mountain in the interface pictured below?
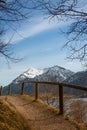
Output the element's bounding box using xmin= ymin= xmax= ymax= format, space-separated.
xmin=13 ymin=67 xmax=44 ymax=84
xmin=12 ymin=65 xmax=74 ymax=84
xmin=3 ymin=66 xmax=87 ymax=97
xmin=23 ymin=67 xmax=44 ymax=78
xmin=36 ymin=65 xmax=74 ymax=82
xmin=3 ymin=65 xmax=75 ymax=95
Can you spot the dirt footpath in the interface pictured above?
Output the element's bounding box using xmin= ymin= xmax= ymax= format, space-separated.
xmin=0 ymin=95 xmax=79 ymax=130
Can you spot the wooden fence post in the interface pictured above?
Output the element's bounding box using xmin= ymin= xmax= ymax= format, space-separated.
xmin=35 ymin=83 xmax=38 ymax=100
xmin=0 ymin=86 xmax=3 ymax=96
xmin=21 ymin=82 xmax=24 ymax=95
xmin=8 ymin=85 xmax=11 ymax=95
xmin=59 ymin=85 xmax=64 ymax=114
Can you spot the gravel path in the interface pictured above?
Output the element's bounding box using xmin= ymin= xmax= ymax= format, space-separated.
xmin=0 ymin=95 xmax=79 ymax=130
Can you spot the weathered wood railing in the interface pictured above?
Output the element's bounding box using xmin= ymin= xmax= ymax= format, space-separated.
xmin=21 ymin=81 xmax=87 ymax=114
xmin=0 ymin=86 xmax=3 ymax=96
xmin=0 ymin=81 xmax=87 ymax=114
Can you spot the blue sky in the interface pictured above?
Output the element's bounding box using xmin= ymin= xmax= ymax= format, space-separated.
xmin=0 ymin=14 xmax=85 ymax=86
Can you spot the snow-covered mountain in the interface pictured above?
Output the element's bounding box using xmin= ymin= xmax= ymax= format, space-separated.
xmin=12 ymin=65 xmax=74 ymax=85
xmin=3 ymin=65 xmax=74 ymax=95
xmin=24 ymin=67 xmax=44 ymax=78
xmin=13 ymin=67 xmax=44 ymax=84
xmin=36 ymin=66 xmax=74 ymax=82
xmin=3 ymin=66 xmax=87 ymax=97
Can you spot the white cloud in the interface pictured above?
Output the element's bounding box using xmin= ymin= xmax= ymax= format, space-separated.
xmin=5 ymin=16 xmax=69 ymax=44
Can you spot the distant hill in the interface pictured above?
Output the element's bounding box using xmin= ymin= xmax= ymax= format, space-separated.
xmin=3 ymin=65 xmax=74 ymax=95
xmin=64 ymin=71 xmax=87 ymax=97
xmin=64 ymin=70 xmax=87 ymax=86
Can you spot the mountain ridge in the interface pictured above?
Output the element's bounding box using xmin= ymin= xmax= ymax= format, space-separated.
xmin=3 ymin=65 xmax=87 ymax=96
xmin=12 ymin=65 xmax=74 ymax=85
xmin=64 ymin=70 xmax=87 ymax=86
xmin=3 ymin=65 xmax=74 ymax=95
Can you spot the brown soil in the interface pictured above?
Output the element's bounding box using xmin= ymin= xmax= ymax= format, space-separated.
xmin=0 ymin=95 xmax=79 ymax=130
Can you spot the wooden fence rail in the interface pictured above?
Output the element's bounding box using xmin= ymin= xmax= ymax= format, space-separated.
xmin=20 ymin=81 xmax=87 ymax=114
xmin=8 ymin=85 xmax=11 ymax=95
xmin=0 ymin=81 xmax=87 ymax=114
xmin=0 ymin=86 xmax=3 ymax=96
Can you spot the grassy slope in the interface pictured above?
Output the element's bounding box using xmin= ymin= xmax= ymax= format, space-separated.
xmin=20 ymin=95 xmax=87 ymax=130
xmin=0 ymin=95 xmax=87 ymax=130
xmin=0 ymin=99 xmax=30 ymax=130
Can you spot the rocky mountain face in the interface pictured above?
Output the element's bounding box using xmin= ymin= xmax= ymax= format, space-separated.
xmin=36 ymin=66 xmax=74 ymax=82
xmin=12 ymin=67 xmax=44 ymax=84
xmin=3 ymin=65 xmax=74 ymax=95
xmin=10 ymin=65 xmax=74 ymax=84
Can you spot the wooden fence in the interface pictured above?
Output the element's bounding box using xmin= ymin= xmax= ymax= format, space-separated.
xmin=0 ymin=81 xmax=87 ymax=114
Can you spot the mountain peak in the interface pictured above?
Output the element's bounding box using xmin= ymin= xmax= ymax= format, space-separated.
xmin=23 ymin=67 xmax=44 ymax=78
xmin=11 ymin=65 xmax=74 ymax=85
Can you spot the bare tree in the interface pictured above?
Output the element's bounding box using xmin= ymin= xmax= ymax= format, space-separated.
xmin=0 ymin=0 xmax=34 ymax=61
xmin=0 ymin=29 xmax=20 ymax=62
xmin=68 ymin=99 xmax=87 ymax=123
xmin=39 ymin=84 xmax=59 ymax=107
xmin=1 ymin=0 xmax=87 ymax=64
xmin=33 ymin=0 xmax=87 ymax=64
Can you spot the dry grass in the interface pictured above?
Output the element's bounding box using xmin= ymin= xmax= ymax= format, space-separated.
xmin=0 ymin=99 xmax=30 ymax=130
xmin=78 ymin=123 xmax=87 ymax=130
xmin=1 ymin=95 xmax=86 ymax=130
xmin=64 ymin=114 xmax=87 ymax=130
xmin=20 ymin=94 xmax=59 ymax=114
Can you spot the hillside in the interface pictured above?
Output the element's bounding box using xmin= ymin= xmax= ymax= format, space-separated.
xmin=0 ymin=98 xmax=29 ymax=130
xmin=0 ymin=95 xmax=79 ymax=130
